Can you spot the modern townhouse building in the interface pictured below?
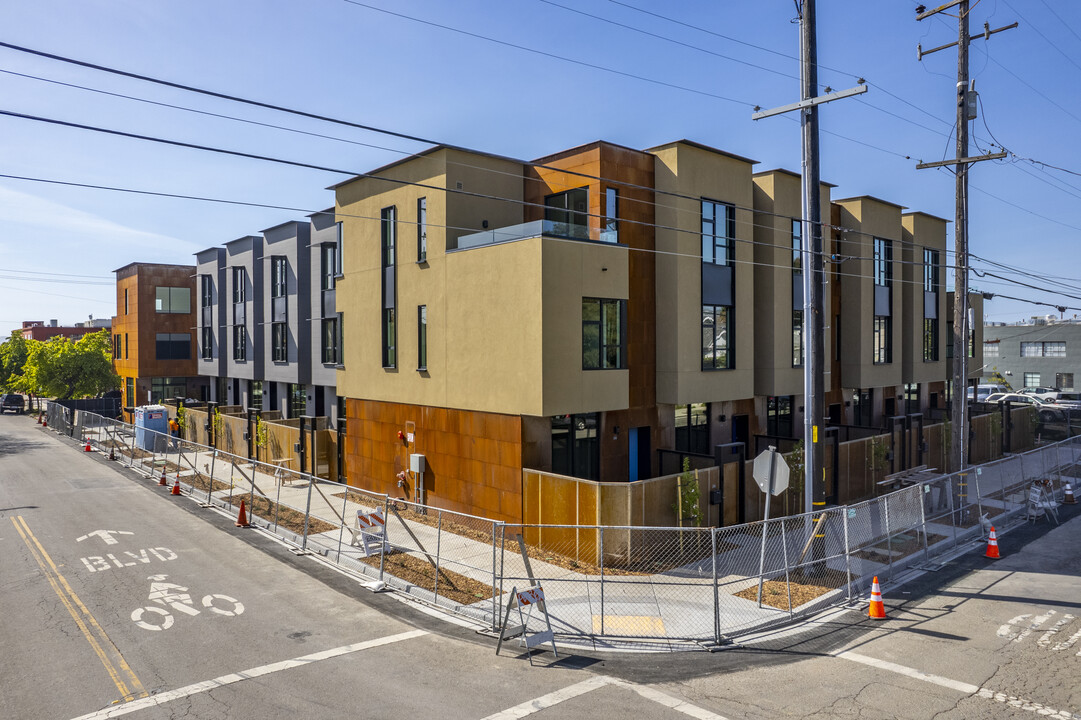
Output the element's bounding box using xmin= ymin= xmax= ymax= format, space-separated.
xmin=194 ymin=215 xmax=343 ymax=425
xmin=111 ymin=262 xmax=207 ymax=419
xmin=900 ymin=212 xmax=949 ymax=415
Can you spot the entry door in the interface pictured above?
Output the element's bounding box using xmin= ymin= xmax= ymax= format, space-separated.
xmin=732 ymin=414 xmax=749 ymax=446
xmin=628 ymin=427 xmax=651 ymax=482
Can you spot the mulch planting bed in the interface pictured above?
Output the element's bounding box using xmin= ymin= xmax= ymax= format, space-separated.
xmin=357 ymin=551 xmax=500 ymax=605
xmin=734 ymin=567 xmax=849 ymax=611
xmin=243 ymin=494 xmax=337 ymax=535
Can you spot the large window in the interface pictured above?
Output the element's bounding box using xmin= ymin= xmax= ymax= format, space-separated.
xmin=1024 ymin=372 xmax=1041 ymax=389
xmin=602 ymin=187 xmax=619 ymax=243
xmin=271 ymin=257 xmax=286 ymax=298
xmin=1056 ymin=373 xmax=1074 ymax=390
xmin=321 ymin=245 xmax=336 ymax=291
xmin=155 ymin=287 xmax=191 ymax=314
xmin=201 ymin=327 xmax=213 ymax=360
xmin=551 ymin=413 xmax=599 ymax=481
xmin=272 ymin=322 xmax=287 ymax=362
xmin=200 ymin=274 xmax=212 ymax=308
xmin=125 ymin=377 xmax=134 ymax=407
xmin=155 ymin=333 xmax=191 ymax=360
xmin=792 ymin=219 xmax=803 ymax=367
xmin=582 ymin=298 xmax=626 ymax=370
xmin=983 ymin=341 xmax=999 ymax=357
xmin=675 ymin=403 xmax=710 ymax=455
xmin=544 ymin=188 xmax=589 ymax=240
xmin=873 ymin=316 xmax=892 ymax=364
xmin=417 ymin=305 xmax=427 ymax=370
xmin=873 ymin=237 xmax=892 ymax=287
xmin=701 ymin=200 xmax=734 ymax=266
xmin=249 ymin=380 xmax=263 ymax=410
xmin=233 ymin=325 xmax=246 ymax=361
xmin=1021 ymin=341 xmax=1066 ymax=357
xmin=416 ymin=197 xmax=427 ymax=262
xmin=923 ymin=249 xmax=940 ymax=362
xmin=232 ymin=267 xmax=246 ymax=303
xmin=381 ymin=207 xmax=397 ymax=368
xmin=702 ymin=305 xmax=732 ymax=370
xmin=321 ymin=317 xmax=339 ymax=365
xmin=766 ymin=396 xmax=794 ymax=438
xmin=113 ymin=334 xmax=121 ymax=359
xmin=923 ymin=319 xmax=938 ymax=362
xmin=288 ymin=383 xmax=306 ymax=419
xmin=873 ymin=237 xmax=892 ymax=364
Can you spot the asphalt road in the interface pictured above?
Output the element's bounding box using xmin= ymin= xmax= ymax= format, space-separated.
xmin=2 ymin=413 xmax=1079 ymax=719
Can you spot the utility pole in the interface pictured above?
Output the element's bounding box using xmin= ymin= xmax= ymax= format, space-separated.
xmin=915 ymin=1 xmax=1013 ymax=472
xmin=754 ymin=0 xmax=866 ymax=526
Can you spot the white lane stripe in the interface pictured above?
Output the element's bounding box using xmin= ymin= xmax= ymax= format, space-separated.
xmin=479 ymin=676 xmax=612 ymax=720
xmin=611 ymin=679 xmax=730 ymax=719
xmin=835 ymin=651 xmax=981 ymax=694
xmin=480 ymin=676 xmax=729 ymax=720
xmin=68 ymin=629 xmax=428 ymax=720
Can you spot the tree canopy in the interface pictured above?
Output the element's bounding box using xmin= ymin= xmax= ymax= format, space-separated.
xmin=5 ymin=330 xmax=119 ymax=399
xmin=0 ymin=330 xmax=29 ymax=391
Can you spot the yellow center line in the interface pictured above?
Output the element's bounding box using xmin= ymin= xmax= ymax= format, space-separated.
xmin=12 ymin=516 xmax=147 ymax=702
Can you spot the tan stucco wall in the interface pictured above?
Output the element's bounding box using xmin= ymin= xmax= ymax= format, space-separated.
xmin=901 ymin=212 xmax=948 ymax=385
xmin=652 ymin=142 xmax=755 ymax=405
xmin=834 ymin=197 xmax=905 ymax=391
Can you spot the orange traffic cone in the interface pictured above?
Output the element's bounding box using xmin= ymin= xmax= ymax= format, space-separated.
xmin=985 ymin=526 xmax=1001 ymax=559
xmin=159 ymin=467 xmax=168 ymax=486
xmin=235 ymin=500 xmax=250 ymax=528
xmin=36 ymin=412 xmax=42 ymax=425
xmin=868 ymin=576 xmax=887 ymax=620
xmin=109 ymin=447 xmax=116 ymax=461
xmin=1064 ymin=484 xmax=1077 ymax=505
xmin=42 ymin=417 xmax=47 ymax=428
xmin=84 ymin=438 xmax=92 ymax=452
xmin=171 ymin=479 xmax=181 ymax=496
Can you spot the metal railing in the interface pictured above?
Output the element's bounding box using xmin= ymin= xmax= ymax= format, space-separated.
xmin=51 ymin=403 xmax=1079 ymax=648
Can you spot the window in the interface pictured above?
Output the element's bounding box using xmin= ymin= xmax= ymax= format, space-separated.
xmin=923 ymin=249 xmax=939 ymax=362
xmin=201 ymin=327 xmax=213 ymax=360
xmin=382 ymin=308 xmax=396 ymax=368
xmin=873 ymin=316 xmax=892 ymax=364
xmin=702 ymin=305 xmax=732 ymax=370
xmin=701 ymin=200 xmax=734 ymax=266
xmin=924 ymin=318 xmax=939 ymax=362
xmin=271 ymin=257 xmax=287 ymax=298
xmin=873 ymin=237 xmax=892 ymax=286
xmin=155 ymin=333 xmax=191 ymax=361
xmin=582 ymin=298 xmax=626 ymax=370
xmin=200 ymin=274 xmax=212 ymax=308
xmin=1024 ymin=372 xmax=1041 ymax=389
xmin=1021 ymin=341 xmax=1066 ymax=357
xmin=1056 ymin=373 xmax=1074 ymax=390
xmin=793 ymin=310 xmax=804 ymax=368
xmin=320 ymin=245 xmax=336 ymax=291
xmin=923 ymin=249 xmax=940 ymax=293
xmin=155 ymin=287 xmax=191 ymax=314
xmin=272 ymin=322 xmax=287 ymax=362
xmin=544 ymin=188 xmax=589 ymax=240
xmin=417 ymin=305 xmax=427 ymax=370
xmin=337 ymin=312 xmax=344 ymax=366
xmin=335 ymin=222 xmax=344 ymax=276
xmin=382 ymin=207 xmax=397 ymax=368
xmin=288 ymin=383 xmax=306 ymax=419
xmin=766 ymin=396 xmax=793 ymax=438
xmin=674 ymin=403 xmax=710 ymax=455
xmin=232 ymin=267 xmax=246 ymax=303
xmin=550 ymin=413 xmax=599 ymax=481
xmin=602 ymin=188 xmax=618 ymax=243
xmin=983 ymin=341 xmax=999 ymax=358
xmin=124 ymin=288 xmax=129 ymax=315
xmin=249 ymin=380 xmax=263 ymax=410
xmin=321 ymin=317 xmax=338 ymax=365
xmin=792 ymin=219 xmax=802 ymax=270
xmin=124 ymin=333 xmax=128 ymax=359
xmin=113 ymin=334 xmax=121 ymax=359
xmin=125 ymin=377 xmax=134 ymax=407
xmin=417 ymin=197 xmax=427 ymax=262
xmin=905 ymin=383 xmax=920 ymax=415
xmin=233 ymin=325 xmax=246 ymax=361
xmin=150 ymin=378 xmax=187 ymax=404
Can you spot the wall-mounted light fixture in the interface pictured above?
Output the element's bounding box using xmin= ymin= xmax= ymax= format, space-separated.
xmin=612 ymin=425 xmax=620 ymax=440
xmin=717 ymin=414 xmax=727 ymax=423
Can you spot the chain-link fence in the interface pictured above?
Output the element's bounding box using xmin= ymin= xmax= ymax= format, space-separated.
xmin=49 ymin=404 xmax=1080 ymax=647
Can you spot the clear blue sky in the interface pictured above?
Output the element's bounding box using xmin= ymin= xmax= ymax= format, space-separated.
xmin=2 ymin=0 xmax=1080 ymax=338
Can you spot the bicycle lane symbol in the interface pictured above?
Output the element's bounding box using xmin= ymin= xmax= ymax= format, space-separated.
xmin=131 ymin=574 xmax=244 ymax=631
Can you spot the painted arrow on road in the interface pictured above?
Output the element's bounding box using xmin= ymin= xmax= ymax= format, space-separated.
xmin=75 ymin=530 xmax=134 ymax=545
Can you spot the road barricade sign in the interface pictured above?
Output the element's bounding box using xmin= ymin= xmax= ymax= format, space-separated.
xmin=348 ymin=508 xmax=387 ymax=557
xmin=496 ymin=585 xmax=557 ymax=663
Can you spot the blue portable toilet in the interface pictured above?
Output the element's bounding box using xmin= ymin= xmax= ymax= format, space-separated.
xmin=134 ymin=405 xmax=169 ymax=451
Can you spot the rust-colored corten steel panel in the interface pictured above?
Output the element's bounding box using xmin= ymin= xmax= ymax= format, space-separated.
xmin=112 ymin=264 xmax=197 ymax=381
xmin=344 ymin=398 xmax=524 ymax=523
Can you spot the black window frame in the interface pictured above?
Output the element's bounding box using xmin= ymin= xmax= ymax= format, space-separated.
xmin=321 ymin=317 xmax=339 ymax=365
xmin=200 ymin=274 xmax=212 ymax=308
xmin=701 ymin=199 xmax=735 ymax=267
xmin=272 ymin=322 xmax=287 ymax=363
xmin=271 ymin=256 xmax=287 ymax=299
xmin=232 ymin=267 xmax=246 ymax=304
xmin=320 ymin=244 xmax=336 ymax=291
xmin=201 ymin=326 xmax=213 ymax=360
xmin=417 ymin=305 xmax=427 ymax=371
xmin=702 ymin=304 xmax=733 ymax=370
xmin=233 ymin=325 xmax=246 ymax=361
xmin=581 ymin=298 xmax=626 ymax=370
xmin=155 ymin=332 xmax=191 ymax=361
xmin=381 ymin=206 xmax=397 ymax=368
xmin=417 ymin=197 xmax=427 ymax=262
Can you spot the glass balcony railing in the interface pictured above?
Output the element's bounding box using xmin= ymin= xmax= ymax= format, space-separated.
xmin=456 ymin=219 xmax=618 ymax=250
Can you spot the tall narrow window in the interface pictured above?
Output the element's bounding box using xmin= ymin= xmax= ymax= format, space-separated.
xmin=200 ymin=275 xmax=212 ymax=308
xmin=335 ymin=222 xmax=344 ymax=276
xmin=923 ymin=248 xmax=940 ymax=361
xmin=417 ymin=305 xmax=427 ymax=370
xmin=272 ymin=322 xmax=287 ymax=362
xmin=124 ymin=333 xmax=128 ymax=359
xmin=321 ymin=317 xmax=338 ymax=364
xmin=232 ymin=267 xmax=246 ymax=303
xmin=113 ymin=334 xmax=121 ymax=359
xmin=271 ymin=257 xmax=286 ymax=298
xmin=872 ymin=237 xmax=892 ymax=364
xmin=417 ymin=197 xmax=427 ymax=262
xmin=320 ymin=245 xmax=336 ymax=291
xmin=124 ymin=288 xmax=129 ymax=314
xmin=233 ymin=325 xmax=246 ymax=361
xmin=792 ymin=219 xmax=803 ymax=367
xmin=582 ymin=298 xmax=626 ymax=370
xmin=701 ymin=200 xmax=734 ymax=266
xmin=381 ymin=207 xmax=397 ymax=368
xmin=702 ymin=305 xmax=732 ymax=370
xmin=603 ymin=187 xmax=618 ymax=243
xmin=201 ymin=327 xmax=213 ymax=360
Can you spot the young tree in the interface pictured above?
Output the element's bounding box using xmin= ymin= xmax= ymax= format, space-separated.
xmin=21 ymin=330 xmax=119 ymax=399
xmin=0 ymin=330 xmax=29 ymax=391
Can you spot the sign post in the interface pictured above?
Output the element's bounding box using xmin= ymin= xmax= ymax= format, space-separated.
xmin=752 ymin=446 xmax=790 ymax=607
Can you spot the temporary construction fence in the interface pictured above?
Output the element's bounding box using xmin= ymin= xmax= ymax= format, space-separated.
xmin=54 ymin=403 xmax=1080 ymax=649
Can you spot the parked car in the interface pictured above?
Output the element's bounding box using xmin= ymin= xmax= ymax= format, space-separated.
xmin=1019 ymin=387 xmax=1060 ymax=401
xmin=968 ymin=384 xmax=1009 ymax=402
xmin=0 ymin=393 xmax=25 ymax=414
xmin=982 ymin=392 xmax=1047 ymax=406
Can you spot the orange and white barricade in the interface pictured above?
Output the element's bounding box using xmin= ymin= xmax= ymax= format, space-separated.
xmin=348 ymin=508 xmax=387 ymax=557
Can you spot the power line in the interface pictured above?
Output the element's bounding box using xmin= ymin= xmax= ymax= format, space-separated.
xmin=1000 ymin=0 xmax=1081 ymax=75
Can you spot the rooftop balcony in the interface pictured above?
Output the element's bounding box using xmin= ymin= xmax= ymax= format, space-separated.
xmin=457 ymin=219 xmax=617 ymax=250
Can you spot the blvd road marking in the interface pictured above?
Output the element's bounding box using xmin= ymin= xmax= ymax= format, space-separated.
xmin=998 ymin=609 xmax=1081 ymax=655
xmin=81 ymin=548 xmax=178 ymax=573
xmin=480 ymin=675 xmax=729 ymax=720
xmin=836 ymin=650 xmax=1079 ymax=718
xmin=12 ymin=517 xmax=148 ymax=703
xmin=76 ymin=530 xmax=135 ymax=545
xmin=67 ymin=629 xmax=428 ymax=720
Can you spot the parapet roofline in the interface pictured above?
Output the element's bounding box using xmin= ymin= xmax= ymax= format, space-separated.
xmin=752 ymin=167 xmax=837 ymax=188
xmin=902 ymin=210 xmax=952 ymax=224
xmin=112 ymin=261 xmax=196 ymax=274
xmin=646 ymin=139 xmax=758 ymax=166
xmin=326 ymin=143 xmax=524 ymax=191
xmin=530 ymin=139 xmax=652 ymax=165
xmin=224 ymin=235 xmax=262 ymax=248
xmin=833 ymin=195 xmax=908 ymax=211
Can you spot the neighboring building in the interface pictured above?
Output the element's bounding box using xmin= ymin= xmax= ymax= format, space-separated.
xmin=111 ymin=263 xmax=207 ymax=417
xmin=194 ymin=213 xmax=343 ymax=425
xmin=982 ymin=316 xmax=1080 ymax=391
xmin=20 ymin=318 xmax=111 ymax=341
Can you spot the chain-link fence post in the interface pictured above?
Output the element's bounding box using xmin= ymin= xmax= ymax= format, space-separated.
xmin=599 ymin=525 xmax=605 ymax=637
xmin=843 ymin=507 xmax=852 ymax=605
xmin=781 ymin=519 xmax=793 ymax=618
xmin=712 ymin=527 xmax=720 ymax=644
xmin=301 ymin=472 xmax=315 ymax=553
xmin=433 ymin=511 xmax=443 ymax=600
xmin=379 ymin=495 xmax=390 ymax=582
xmin=491 ymin=521 xmax=501 ymax=632
xmin=971 ymin=469 xmax=984 ymax=537
xmin=498 ymin=522 xmax=506 ymax=617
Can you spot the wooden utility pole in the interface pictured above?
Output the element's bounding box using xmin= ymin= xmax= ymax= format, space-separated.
xmin=915 ymin=1 xmax=1013 ymax=471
